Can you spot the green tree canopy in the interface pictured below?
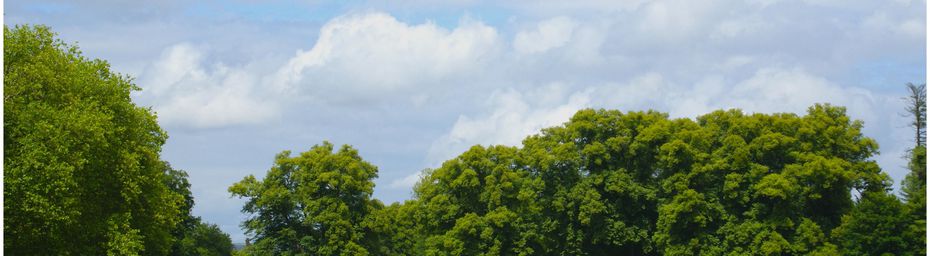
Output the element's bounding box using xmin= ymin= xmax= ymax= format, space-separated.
xmin=232 ymin=104 xmax=906 ymax=256
xmin=230 ymin=142 xmax=379 ymax=255
xmin=414 ymin=145 xmax=544 ymax=255
xmin=423 ymin=104 xmax=884 ymax=256
xmin=4 ymin=25 xmax=182 ymax=255
xmin=832 ymin=191 xmax=912 ymax=255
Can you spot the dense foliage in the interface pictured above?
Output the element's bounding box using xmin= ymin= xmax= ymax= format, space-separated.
xmin=229 ymin=142 xmax=379 ymax=255
xmin=165 ymin=164 xmax=235 ymax=256
xmin=234 ymin=104 xmax=926 ymax=255
xmin=4 ymin=25 xmax=232 ymax=255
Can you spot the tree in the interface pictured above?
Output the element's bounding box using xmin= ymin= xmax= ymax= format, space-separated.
xmin=4 ymin=25 xmax=182 ymax=255
xmin=832 ymin=192 xmax=912 ymax=255
xmin=904 ymin=83 xmax=926 ymax=147
xmin=175 ymin=222 xmax=234 ymax=256
xmin=401 ymin=104 xmax=882 ymax=255
xmin=164 ymin=163 xmax=198 ymax=243
xmin=164 ymin=164 xmax=234 ymax=256
xmin=414 ymin=145 xmax=544 ymax=256
xmin=361 ymin=200 xmax=420 ymax=255
xmin=229 ymin=142 xmax=378 ymax=255
xmin=515 ymin=105 xmax=880 ymax=255
xmin=519 ymin=109 xmax=669 ymax=255
xmin=901 ymin=82 xmax=927 ymax=255
xmin=901 ymin=146 xmax=927 ymax=255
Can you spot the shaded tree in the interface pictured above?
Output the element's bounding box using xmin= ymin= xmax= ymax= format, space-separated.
xmin=361 ymin=200 xmax=420 ymax=255
xmin=901 ymin=145 xmax=927 ymax=255
xmin=175 ymin=222 xmax=234 ymax=256
xmin=165 ymin=164 xmax=234 ymax=256
xmin=901 ymin=82 xmax=927 ymax=255
xmin=832 ymin=191 xmax=912 ymax=256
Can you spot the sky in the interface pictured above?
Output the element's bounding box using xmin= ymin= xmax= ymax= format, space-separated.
xmin=5 ymin=0 xmax=926 ymax=243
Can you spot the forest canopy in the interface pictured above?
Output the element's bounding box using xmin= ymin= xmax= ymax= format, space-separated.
xmin=232 ymin=104 xmax=926 ymax=255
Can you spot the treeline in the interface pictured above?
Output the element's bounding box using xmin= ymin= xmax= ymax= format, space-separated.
xmin=4 ymin=24 xmax=926 ymax=256
xmin=232 ymin=103 xmax=926 ymax=256
xmin=5 ymin=26 xmax=232 ymax=255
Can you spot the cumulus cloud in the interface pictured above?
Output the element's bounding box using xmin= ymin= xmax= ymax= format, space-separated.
xmin=138 ymin=12 xmax=506 ymax=128
xmin=587 ymin=67 xmax=886 ymax=126
xmin=389 ymin=170 xmax=426 ymax=190
xmin=403 ymin=65 xmax=910 ymax=191
xmin=426 ymin=83 xmax=591 ymax=166
xmin=711 ymin=15 xmax=772 ymax=40
xmin=634 ymin=0 xmax=723 ymax=40
xmin=513 ymin=16 xmax=577 ymax=54
xmin=137 ymin=44 xmax=278 ymax=129
xmin=387 ymin=83 xmax=591 ymax=190
xmin=863 ymin=11 xmax=926 ymax=39
xmin=720 ymin=68 xmax=875 ymax=115
xmin=271 ymin=12 xmax=501 ymax=97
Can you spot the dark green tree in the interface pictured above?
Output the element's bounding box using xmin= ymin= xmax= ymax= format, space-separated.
xmin=361 ymin=200 xmax=421 ymax=255
xmin=164 ymin=164 xmax=233 ymax=256
xmin=832 ymin=191 xmax=912 ymax=255
xmin=414 ymin=145 xmax=544 ymax=255
xmin=901 ymin=145 xmax=927 ymax=255
xmin=175 ymin=222 xmax=234 ymax=256
xmin=901 ymin=82 xmax=927 ymax=255
xmin=4 ymin=25 xmax=182 ymax=255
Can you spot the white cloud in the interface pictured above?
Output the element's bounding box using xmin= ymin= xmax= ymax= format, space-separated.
xmin=387 ymin=83 xmax=591 ymax=191
xmin=138 ymin=43 xmax=278 ymax=129
xmin=389 ymin=171 xmax=425 ymax=189
xmin=635 ymin=0 xmax=721 ymax=40
xmin=595 ymin=72 xmax=668 ymax=109
xmin=271 ymin=12 xmax=501 ymax=97
xmin=585 ymin=67 xmax=884 ymax=124
xmin=425 ymin=83 xmax=591 ymax=166
xmin=502 ymin=0 xmax=650 ymax=14
xmin=413 ymin=66 xmax=910 ymax=191
xmin=722 ymin=68 xmax=873 ymax=114
xmin=863 ymin=11 xmax=926 ymax=39
xmin=711 ymin=16 xmax=771 ymax=40
xmin=894 ymin=19 xmax=925 ymax=38
xmin=588 ymin=67 xmax=886 ymax=125
xmin=716 ymin=56 xmax=756 ymax=71
xmin=746 ymin=0 xmax=780 ymax=7
xmin=513 ymin=16 xmax=577 ymax=54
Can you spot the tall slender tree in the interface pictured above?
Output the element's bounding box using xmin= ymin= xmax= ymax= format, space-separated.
xmin=905 ymin=83 xmax=926 ymax=147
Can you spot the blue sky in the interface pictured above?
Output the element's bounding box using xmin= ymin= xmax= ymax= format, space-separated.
xmin=6 ymin=0 xmax=926 ymax=243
